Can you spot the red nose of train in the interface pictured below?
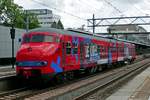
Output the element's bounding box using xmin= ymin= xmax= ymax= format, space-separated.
xmin=16 ymin=43 xmax=57 ymax=61
xmin=16 ymin=42 xmax=59 ymax=78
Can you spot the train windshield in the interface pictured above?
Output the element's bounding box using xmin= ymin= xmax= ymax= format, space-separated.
xmin=23 ymin=34 xmax=55 ymax=43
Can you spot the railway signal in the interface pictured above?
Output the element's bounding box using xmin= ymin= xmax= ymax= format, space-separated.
xmin=10 ymin=26 xmax=15 ymax=68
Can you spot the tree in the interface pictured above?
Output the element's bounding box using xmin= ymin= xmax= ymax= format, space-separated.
xmin=22 ymin=13 xmax=40 ymax=29
xmin=57 ymin=20 xmax=64 ymax=29
xmin=0 ymin=0 xmax=40 ymax=29
xmin=51 ymin=21 xmax=57 ymax=28
xmin=28 ymin=14 xmax=40 ymax=29
xmin=51 ymin=20 xmax=64 ymax=29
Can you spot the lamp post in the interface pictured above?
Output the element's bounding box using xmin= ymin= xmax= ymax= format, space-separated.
xmin=10 ymin=25 xmax=15 ymax=68
xmin=9 ymin=0 xmax=16 ymax=68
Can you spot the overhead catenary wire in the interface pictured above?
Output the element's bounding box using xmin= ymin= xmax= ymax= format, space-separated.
xmin=31 ymin=0 xmax=87 ymax=21
xmin=127 ymin=0 xmax=147 ymax=23
xmin=102 ymin=0 xmax=131 ymax=23
xmin=77 ymin=0 xmax=120 ymax=18
xmin=77 ymin=0 xmax=103 ymax=12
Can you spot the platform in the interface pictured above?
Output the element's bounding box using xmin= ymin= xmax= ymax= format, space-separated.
xmin=106 ymin=65 xmax=150 ymax=100
xmin=0 ymin=65 xmax=15 ymax=77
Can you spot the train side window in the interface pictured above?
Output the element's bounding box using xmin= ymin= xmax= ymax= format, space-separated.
xmin=66 ymin=42 xmax=71 ymax=54
xmin=85 ymin=45 xmax=90 ymax=58
xmin=104 ymin=47 xmax=106 ymax=58
xmin=111 ymin=47 xmax=116 ymax=52
xmin=73 ymin=43 xmax=78 ymax=54
xmin=55 ymin=37 xmax=60 ymax=43
xmin=102 ymin=47 xmax=105 ymax=57
xmin=97 ymin=45 xmax=101 ymax=53
xmin=90 ymin=43 xmax=97 ymax=57
xmin=94 ymin=44 xmax=98 ymax=54
xmin=101 ymin=46 xmax=104 ymax=58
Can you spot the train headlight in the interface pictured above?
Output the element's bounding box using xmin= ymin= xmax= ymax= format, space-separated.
xmin=40 ymin=61 xmax=48 ymax=66
xmin=16 ymin=62 xmax=23 ymax=66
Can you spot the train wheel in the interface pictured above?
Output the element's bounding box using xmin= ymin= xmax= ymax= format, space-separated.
xmin=86 ymin=68 xmax=92 ymax=74
xmin=63 ymin=73 xmax=68 ymax=82
xmin=54 ymin=74 xmax=61 ymax=84
xmin=125 ymin=60 xmax=131 ymax=65
xmin=67 ymin=71 xmax=74 ymax=80
xmin=74 ymin=70 xmax=81 ymax=78
xmin=55 ymin=73 xmax=67 ymax=84
xmin=97 ymin=66 xmax=103 ymax=72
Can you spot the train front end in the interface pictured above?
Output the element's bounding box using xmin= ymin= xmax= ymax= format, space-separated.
xmin=16 ymin=32 xmax=62 ymax=80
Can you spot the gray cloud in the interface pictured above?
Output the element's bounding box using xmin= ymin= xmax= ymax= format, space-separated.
xmin=14 ymin=0 xmax=150 ymax=30
xmin=115 ymin=0 xmax=142 ymax=4
xmin=42 ymin=0 xmax=65 ymax=9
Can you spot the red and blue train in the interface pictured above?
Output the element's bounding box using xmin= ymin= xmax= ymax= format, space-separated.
xmin=16 ymin=28 xmax=136 ymax=80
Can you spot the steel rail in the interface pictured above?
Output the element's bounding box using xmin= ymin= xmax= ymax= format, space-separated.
xmin=25 ymin=59 xmax=150 ymax=100
xmin=75 ymin=61 xmax=150 ymax=100
xmin=0 ymin=55 xmax=148 ymax=99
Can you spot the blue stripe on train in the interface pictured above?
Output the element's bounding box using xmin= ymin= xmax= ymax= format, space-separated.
xmin=51 ymin=56 xmax=63 ymax=73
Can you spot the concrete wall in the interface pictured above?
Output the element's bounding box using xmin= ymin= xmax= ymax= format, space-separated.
xmin=0 ymin=25 xmax=25 ymax=58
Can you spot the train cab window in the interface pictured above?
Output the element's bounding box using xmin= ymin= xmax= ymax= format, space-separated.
xmin=66 ymin=42 xmax=71 ymax=54
xmin=23 ymin=35 xmax=30 ymax=43
xmin=44 ymin=35 xmax=54 ymax=42
xmin=31 ymin=34 xmax=44 ymax=42
xmin=24 ymin=34 xmax=55 ymax=43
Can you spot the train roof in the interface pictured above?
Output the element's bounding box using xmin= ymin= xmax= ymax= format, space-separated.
xmin=28 ymin=28 xmax=133 ymax=44
xmin=29 ymin=28 xmax=110 ymax=41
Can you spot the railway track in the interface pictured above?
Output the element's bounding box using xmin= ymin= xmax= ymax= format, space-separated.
xmin=75 ymin=60 xmax=150 ymax=100
xmin=26 ymin=59 xmax=150 ymax=100
xmin=0 ymin=66 xmax=117 ymax=99
xmin=0 ymin=58 xmax=149 ymax=100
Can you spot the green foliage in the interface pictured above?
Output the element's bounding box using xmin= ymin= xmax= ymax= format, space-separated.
xmin=51 ymin=20 xmax=64 ymax=29
xmin=28 ymin=15 xmax=40 ymax=29
xmin=57 ymin=20 xmax=64 ymax=29
xmin=51 ymin=21 xmax=57 ymax=28
xmin=0 ymin=0 xmax=40 ymax=29
xmin=24 ymin=13 xmax=40 ymax=29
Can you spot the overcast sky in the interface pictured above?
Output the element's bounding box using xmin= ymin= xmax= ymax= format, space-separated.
xmin=14 ymin=0 xmax=150 ymax=32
